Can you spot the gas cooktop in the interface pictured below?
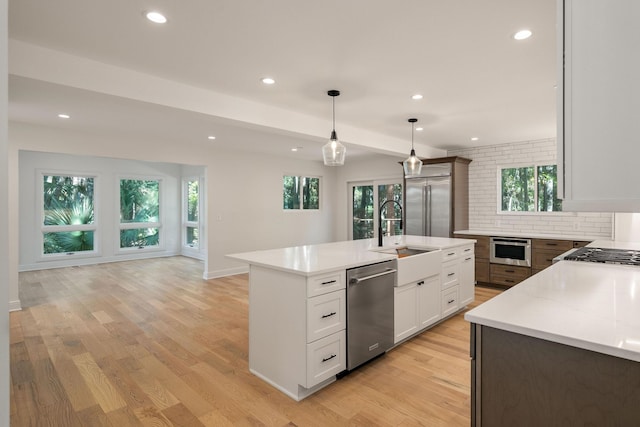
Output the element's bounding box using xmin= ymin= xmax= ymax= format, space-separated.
xmin=564 ymin=247 xmax=640 ymax=266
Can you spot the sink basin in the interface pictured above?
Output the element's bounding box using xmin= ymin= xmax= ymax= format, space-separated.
xmin=373 ymin=246 xmax=433 ymax=258
xmin=371 ymin=246 xmax=442 ymax=285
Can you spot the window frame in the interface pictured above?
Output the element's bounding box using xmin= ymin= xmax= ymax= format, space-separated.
xmin=117 ymin=175 xmax=164 ymax=253
xmin=182 ymin=176 xmax=202 ymax=253
xmin=497 ymin=163 xmax=563 ymax=215
xmin=282 ymin=174 xmax=321 ymax=211
xmin=348 ymin=178 xmax=403 ymax=240
xmin=38 ymin=169 xmax=100 ymax=260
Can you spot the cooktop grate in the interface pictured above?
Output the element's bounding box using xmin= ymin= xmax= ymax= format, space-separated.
xmin=564 ymin=247 xmax=640 ymax=266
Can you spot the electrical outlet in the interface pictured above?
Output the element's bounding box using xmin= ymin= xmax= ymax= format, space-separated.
xmin=216 ymin=215 xmax=222 ymax=221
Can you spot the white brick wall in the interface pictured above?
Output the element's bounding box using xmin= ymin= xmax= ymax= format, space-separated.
xmin=448 ymin=138 xmax=613 ymax=238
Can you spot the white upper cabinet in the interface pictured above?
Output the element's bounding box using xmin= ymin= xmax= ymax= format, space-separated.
xmin=558 ymin=0 xmax=640 ymax=211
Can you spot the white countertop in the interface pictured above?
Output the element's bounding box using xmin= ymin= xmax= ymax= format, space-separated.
xmin=226 ymin=235 xmax=476 ymax=276
xmin=466 ymin=242 xmax=640 ymax=362
xmin=455 ymin=229 xmax=605 ymax=241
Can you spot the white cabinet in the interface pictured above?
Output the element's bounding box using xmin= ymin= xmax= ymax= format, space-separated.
xmin=394 ymin=282 xmax=419 ymax=343
xmin=418 ymin=275 xmax=441 ymax=329
xmin=248 ymin=266 xmax=346 ymax=401
xmin=394 ymin=274 xmax=441 ymax=344
xmin=558 ymin=0 xmax=640 ymax=212
xmin=459 ymin=251 xmax=475 ymax=306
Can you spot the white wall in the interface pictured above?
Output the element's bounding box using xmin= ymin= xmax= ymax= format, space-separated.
xmin=18 ymin=151 xmax=184 ymax=271
xmin=448 ymin=138 xmax=613 ymax=238
xmin=9 ymin=122 xmax=339 ymax=284
xmin=1 ymin=0 xmax=10 ymax=424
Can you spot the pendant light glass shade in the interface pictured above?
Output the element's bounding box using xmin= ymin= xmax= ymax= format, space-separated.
xmin=403 ymin=118 xmax=423 ymax=177
xmin=323 ymin=90 xmax=346 ymax=166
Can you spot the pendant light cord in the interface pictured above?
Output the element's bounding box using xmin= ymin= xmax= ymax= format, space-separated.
xmin=411 ymin=121 xmax=415 ymax=149
xmin=332 ymin=96 xmax=336 ymax=133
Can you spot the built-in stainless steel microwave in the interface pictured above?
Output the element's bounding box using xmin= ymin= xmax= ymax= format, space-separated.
xmin=490 ymin=237 xmax=532 ymax=267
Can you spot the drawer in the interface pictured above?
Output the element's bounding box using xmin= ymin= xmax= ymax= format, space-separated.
xmin=441 ymin=260 xmax=459 ymax=290
xmin=532 ymin=249 xmax=564 ymax=270
xmin=532 ymin=239 xmax=573 ymax=251
xmin=469 ymin=236 xmax=490 ymax=259
xmin=306 ymin=330 xmax=346 ymax=388
xmin=490 ymin=264 xmax=531 ymax=287
xmin=442 ymin=248 xmax=459 ymax=262
xmin=307 ymin=271 xmax=345 ymax=297
xmin=441 ymin=287 xmax=459 ymax=318
xmin=307 ymin=290 xmax=345 ymax=342
xmin=460 ymin=245 xmax=474 ymax=257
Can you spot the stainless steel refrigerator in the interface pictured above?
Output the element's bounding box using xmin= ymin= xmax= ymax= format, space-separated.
xmin=405 ymin=163 xmax=452 ymax=238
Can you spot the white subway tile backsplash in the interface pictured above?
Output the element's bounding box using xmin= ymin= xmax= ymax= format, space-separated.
xmin=449 ymin=138 xmax=613 ymax=239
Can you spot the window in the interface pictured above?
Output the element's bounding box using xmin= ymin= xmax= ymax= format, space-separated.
xmin=283 ymin=175 xmax=320 ymax=210
xmin=184 ymin=178 xmax=200 ymax=248
xmin=119 ymin=178 xmax=161 ymax=248
xmin=42 ymin=174 xmax=96 ymax=255
xmin=500 ymin=164 xmax=562 ymax=212
xmin=349 ymin=180 xmax=402 ymax=240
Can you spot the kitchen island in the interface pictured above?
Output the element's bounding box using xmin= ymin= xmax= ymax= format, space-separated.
xmin=227 ymin=235 xmax=476 ymax=401
xmin=466 ymin=240 xmax=640 ymax=425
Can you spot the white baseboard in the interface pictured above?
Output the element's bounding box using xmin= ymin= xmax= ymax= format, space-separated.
xmin=204 ymin=266 xmax=248 ymax=280
xmin=9 ymin=300 xmax=22 ymax=312
xmin=19 ymin=250 xmax=180 ymax=272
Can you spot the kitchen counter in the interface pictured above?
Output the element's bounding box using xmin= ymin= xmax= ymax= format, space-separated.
xmin=227 ymin=235 xmax=475 ymax=276
xmin=454 ymin=229 xmax=604 ymax=241
xmin=466 ymin=242 xmax=640 ymax=362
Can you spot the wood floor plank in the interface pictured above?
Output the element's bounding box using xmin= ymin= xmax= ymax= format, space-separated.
xmin=12 ymin=256 xmax=502 ymax=426
xmin=72 ymin=352 xmax=128 ymax=413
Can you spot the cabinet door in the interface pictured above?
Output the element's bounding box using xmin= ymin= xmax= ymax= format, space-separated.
xmin=418 ymin=275 xmax=441 ymax=329
xmin=441 ymin=286 xmax=459 ymax=318
xmin=559 ymin=0 xmax=640 ymax=211
xmin=459 ymin=253 xmax=475 ymax=306
xmin=394 ymin=283 xmax=419 ymax=344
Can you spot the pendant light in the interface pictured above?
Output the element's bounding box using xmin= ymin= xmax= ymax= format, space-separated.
xmin=322 ymin=90 xmax=346 ymax=166
xmin=403 ymin=118 xmax=423 ymax=177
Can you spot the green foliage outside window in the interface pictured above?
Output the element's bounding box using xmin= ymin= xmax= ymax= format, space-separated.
xmin=120 ymin=179 xmax=160 ymax=248
xmin=283 ymin=176 xmax=320 ymax=210
xmin=379 ymin=184 xmax=403 ymax=237
xmin=353 ymin=185 xmax=374 ymax=239
xmin=43 ymin=175 xmax=95 ymax=254
xmin=501 ymin=165 xmax=562 ymax=212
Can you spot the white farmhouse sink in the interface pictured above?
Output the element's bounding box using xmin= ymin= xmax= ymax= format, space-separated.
xmin=371 ymin=246 xmax=442 ymax=285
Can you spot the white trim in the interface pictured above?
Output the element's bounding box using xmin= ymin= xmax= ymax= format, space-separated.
xmin=282 ymin=174 xmax=322 ymax=211
xmin=9 ymin=300 xmax=22 ymax=312
xmin=496 ymin=164 xmax=562 ymax=214
xmin=116 ymin=175 xmax=163 ymax=252
xmin=203 ymin=265 xmax=248 ymax=280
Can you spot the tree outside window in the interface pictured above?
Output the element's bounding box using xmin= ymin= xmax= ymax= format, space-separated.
xmin=500 ymin=165 xmax=562 ymax=212
xmin=42 ymin=174 xmax=96 ymax=255
xmin=119 ymin=179 xmax=160 ymax=248
xmin=283 ymin=176 xmax=320 ymax=210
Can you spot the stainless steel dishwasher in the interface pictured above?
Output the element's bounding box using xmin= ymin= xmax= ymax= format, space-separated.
xmin=346 ymin=259 xmax=397 ymax=370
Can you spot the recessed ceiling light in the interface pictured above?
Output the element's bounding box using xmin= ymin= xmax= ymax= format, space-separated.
xmin=471 ymin=137 xmax=479 ymax=141
xmin=291 ymin=147 xmax=303 ymax=152
xmin=411 ymin=94 xmax=423 ymax=100
xmin=513 ymin=29 xmax=532 ymax=40
xmin=415 ymin=127 xmax=424 ymax=131
xmin=146 ymin=11 xmax=167 ymax=24
xmin=207 ymin=135 xmax=216 ymax=140
xmin=57 ymin=113 xmax=70 ymax=119
xmin=261 ymin=77 xmax=275 ymax=85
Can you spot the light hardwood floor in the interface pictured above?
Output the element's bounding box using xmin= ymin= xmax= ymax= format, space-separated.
xmin=10 ymin=256 xmax=501 ymax=426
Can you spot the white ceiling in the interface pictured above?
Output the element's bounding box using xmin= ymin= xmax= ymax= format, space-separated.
xmin=7 ymin=0 xmax=558 ymax=161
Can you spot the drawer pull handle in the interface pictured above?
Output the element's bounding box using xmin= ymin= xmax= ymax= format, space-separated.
xmin=321 ymin=312 xmax=336 ymax=319
xmin=447 ymin=252 xmax=455 ymax=256
xmin=321 ymin=280 xmax=337 ymax=285
xmin=417 ymin=281 xmax=424 ymax=286
xmin=505 ymin=270 xmax=515 ymax=273
xmin=464 ymin=248 xmax=471 ymax=252
xmin=465 ymin=257 xmax=472 ymax=261
xmin=448 ymin=299 xmax=455 ymax=304
xmin=546 ymin=258 xmax=553 ymax=262
xmin=322 ymin=354 xmax=337 ymax=363
xmin=448 ymin=272 xmax=455 ymax=277
xmin=505 ymin=279 xmax=514 ymax=283
xmin=546 ymin=243 xmax=558 ymax=246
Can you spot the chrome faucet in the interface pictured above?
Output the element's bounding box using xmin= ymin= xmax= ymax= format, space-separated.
xmin=378 ymin=200 xmax=403 ymax=247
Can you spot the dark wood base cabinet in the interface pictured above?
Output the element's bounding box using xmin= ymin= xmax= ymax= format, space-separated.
xmin=471 ymin=325 xmax=640 ymax=426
